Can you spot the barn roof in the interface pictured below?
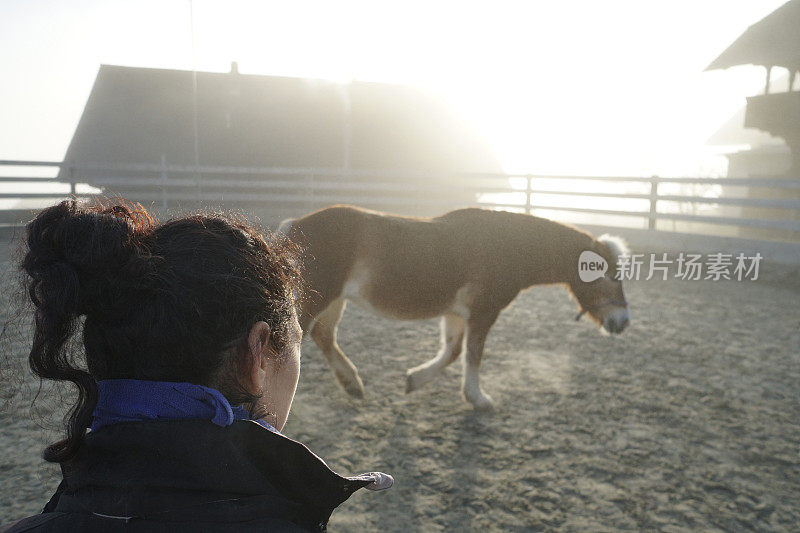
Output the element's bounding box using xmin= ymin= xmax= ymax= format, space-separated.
xmin=59 ymin=64 xmax=501 ymax=177
xmin=705 ymin=0 xmax=800 ymax=72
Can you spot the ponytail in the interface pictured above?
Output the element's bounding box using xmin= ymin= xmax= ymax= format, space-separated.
xmin=22 ymin=199 xmax=153 ymax=462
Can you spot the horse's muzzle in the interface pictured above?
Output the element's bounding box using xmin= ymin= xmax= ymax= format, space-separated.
xmin=603 ymin=308 xmax=630 ymax=334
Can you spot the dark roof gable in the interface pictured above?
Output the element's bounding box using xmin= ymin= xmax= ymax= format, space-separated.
xmin=61 ymin=64 xmax=500 ymax=174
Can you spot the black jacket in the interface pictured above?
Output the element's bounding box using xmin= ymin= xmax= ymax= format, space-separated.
xmin=4 ymin=419 xmax=382 ymax=532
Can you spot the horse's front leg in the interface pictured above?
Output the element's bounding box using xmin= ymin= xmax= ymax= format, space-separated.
xmin=462 ymin=311 xmax=500 ymax=410
xmin=405 ymin=314 xmax=465 ymax=393
xmin=309 ymin=298 xmax=365 ymax=398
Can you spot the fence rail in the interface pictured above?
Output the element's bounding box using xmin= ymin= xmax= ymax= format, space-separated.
xmin=1 ymin=160 xmax=799 ymax=237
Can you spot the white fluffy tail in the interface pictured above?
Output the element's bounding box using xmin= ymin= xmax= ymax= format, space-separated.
xmin=598 ymin=234 xmax=630 ymax=260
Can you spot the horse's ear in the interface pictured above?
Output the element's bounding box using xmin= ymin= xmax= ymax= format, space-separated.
xmin=597 ymin=234 xmax=629 ymax=261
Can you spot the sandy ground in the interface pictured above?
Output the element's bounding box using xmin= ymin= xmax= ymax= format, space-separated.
xmin=1 ymin=237 xmax=799 ymax=531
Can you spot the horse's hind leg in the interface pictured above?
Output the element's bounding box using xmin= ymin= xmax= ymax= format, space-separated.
xmin=310 ymin=298 xmax=365 ymax=398
xmin=461 ymin=312 xmax=499 ymax=410
xmin=405 ymin=314 xmax=465 ymax=393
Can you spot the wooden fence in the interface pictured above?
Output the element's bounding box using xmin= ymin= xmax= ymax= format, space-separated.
xmin=1 ymin=160 xmax=799 ymax=241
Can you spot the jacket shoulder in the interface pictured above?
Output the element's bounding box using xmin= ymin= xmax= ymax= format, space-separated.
xmin=1 ymin=513 xmax=66 ymax=533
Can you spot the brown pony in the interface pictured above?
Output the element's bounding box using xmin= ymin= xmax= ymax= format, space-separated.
xmin=279 ymin=205 xmax=630 ymax=409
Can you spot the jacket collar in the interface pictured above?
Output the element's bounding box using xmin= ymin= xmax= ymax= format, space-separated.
xmin=55 ymin=419 xmax=382 ymax=529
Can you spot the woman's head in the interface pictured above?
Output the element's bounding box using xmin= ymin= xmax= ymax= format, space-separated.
xmin=21 ymin=198 xmax=302 ymax=462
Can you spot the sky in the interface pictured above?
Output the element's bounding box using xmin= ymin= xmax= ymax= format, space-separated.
xmin=0 ymin=0 xmax=790 ymax=177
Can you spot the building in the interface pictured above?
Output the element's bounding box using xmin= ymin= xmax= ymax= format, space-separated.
xmin=705 ymin=0 xmax=800 ymax=177
xmin=59 ymin=63 xmax=502 ymax=220
xmin=705 ymin=0 xmax=800 ymax=241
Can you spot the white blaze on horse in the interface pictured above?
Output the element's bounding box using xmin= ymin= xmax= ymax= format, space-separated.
xmin=279 ymin=205 xmax=630 ymax=409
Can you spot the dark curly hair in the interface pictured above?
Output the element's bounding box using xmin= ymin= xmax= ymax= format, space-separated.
xmin=20 ymin=198 xmax=300 ymax=463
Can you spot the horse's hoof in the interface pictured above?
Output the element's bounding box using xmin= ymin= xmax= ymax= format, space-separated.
xmin=343 ymin=379 xmax=365 ymax=399
xmin=467 ymin=393 xmax=494 ymax=411
xmin=405 ymin=369 xmax=424 ymax=394
xmin=404 ymin=373 xmax=414 ymax=394
xmin=336 ymin=372 xmax=365 ymax=399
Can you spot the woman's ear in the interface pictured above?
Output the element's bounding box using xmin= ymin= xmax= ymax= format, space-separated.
xmin=243 ymin=321 xmax=272 ymax=396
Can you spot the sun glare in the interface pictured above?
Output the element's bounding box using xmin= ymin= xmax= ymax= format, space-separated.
xmin=175 ymin=1 xmax=782 ymax=179
xmin=0 ymin=1 xmax=788 ymax=184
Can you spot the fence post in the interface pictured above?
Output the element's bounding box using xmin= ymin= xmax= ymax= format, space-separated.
xmin=310 ymin=171 xmax=316 ymax=212
xmin=195 ymin=165 xmax=201 ymax=206
xmin=69 ymin=163 xmax=76 ymax=196
xmin=160 ymin=154 xmax=168 ymax=211
xmin=525 ymin=175 xmax=532 ymax=215
xmin=648 ymin=175 xmax=659 ymax=230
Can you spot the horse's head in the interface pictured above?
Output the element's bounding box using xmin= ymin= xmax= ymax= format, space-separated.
xmin=570 ymin=234 xmax=630 ymax=335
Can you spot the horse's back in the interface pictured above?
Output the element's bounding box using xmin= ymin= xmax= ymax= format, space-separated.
xmin=289 ymin=206 xmax=473 ymax=320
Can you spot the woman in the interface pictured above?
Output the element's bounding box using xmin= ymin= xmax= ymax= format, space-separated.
xmin=4 ymin=199 xmax=392 ymax=532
